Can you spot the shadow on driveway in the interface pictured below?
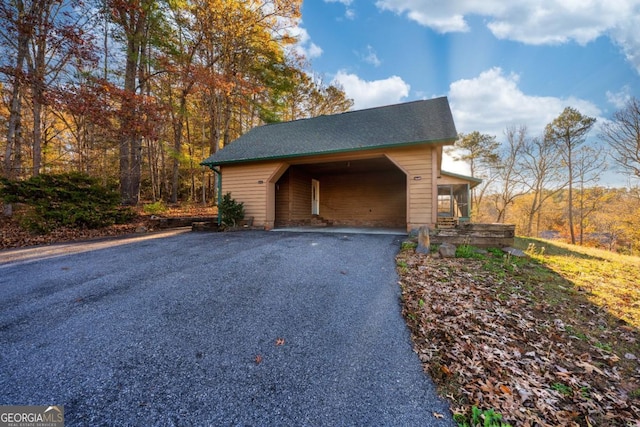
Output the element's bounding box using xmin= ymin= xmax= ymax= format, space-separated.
xmin=0 ymin=231 xmax=453 ymax=426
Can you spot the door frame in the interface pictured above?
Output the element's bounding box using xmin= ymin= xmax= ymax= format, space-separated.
xmin=311 ymin=179 xmax=320 ymax=215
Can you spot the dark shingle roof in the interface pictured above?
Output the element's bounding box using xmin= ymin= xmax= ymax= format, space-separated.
xmin=201 ymin=97 xmax=457 ymax=166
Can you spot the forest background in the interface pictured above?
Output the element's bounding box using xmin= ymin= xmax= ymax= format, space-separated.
xmin=1 ymin=0 xmax=640 ymax=254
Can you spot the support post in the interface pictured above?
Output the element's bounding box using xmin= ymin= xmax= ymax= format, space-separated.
xmin=212 ymin=167 xmax=222 ymax=226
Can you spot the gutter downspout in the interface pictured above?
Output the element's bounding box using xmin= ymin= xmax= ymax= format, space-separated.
xmin=211 ymin=166 xmax=222 ymax=227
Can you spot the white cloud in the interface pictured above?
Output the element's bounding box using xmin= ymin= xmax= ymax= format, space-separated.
xmin=306 ymin=43 xmax=324 ymax=59
xmin=610 ymin=13 xmax=640 ymax=74
xmin=287 ymin=26 xmax=323 ymax=59
xmin=360 ymin=45 xmax=382 ymax=67
xmin=606 ymin=86 xmax=633 ymax=109
xmin=375 ymin=0 xmax=640 ymax=72
xmin=447 ymin=67 xmax=601 ymax=137
xmin=324 ymin=0 xmax=356 ymax=20
xmin=331 ymin=71 xmax=410 ymax=110
xmin=345 ymin=8 xmax=356 ymax=19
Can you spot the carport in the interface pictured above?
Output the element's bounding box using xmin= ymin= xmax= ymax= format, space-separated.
xmin=274 ymin=157 xmax=407 ymax=228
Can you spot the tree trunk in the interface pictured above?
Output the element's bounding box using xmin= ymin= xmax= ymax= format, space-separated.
xmin=526 ymin=191 xmax=540 ymax=236
xmin=170 ymin=94 xmax=187 ymax=204
xmin=30 ymin=1 xmax=50 ymax=177
xmin=119 ymin=28 xmax=144 ymax=205
xmin=567 ymin=149 xmax=576 ymax=245
xmin=32 ymin=98 xmax=43 ymax=176
xmin=119 ymin=68 xmax=136 ymax=203
xmin=147 ymin=138 xmax=157 ymax=202
xmin=4 ymin=33 xmax=29 ymax=178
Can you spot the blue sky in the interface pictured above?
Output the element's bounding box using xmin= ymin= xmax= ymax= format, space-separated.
xmin=291 ymin=0 xmax=640 ymax=183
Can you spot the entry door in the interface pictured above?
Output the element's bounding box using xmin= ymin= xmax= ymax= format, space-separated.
xmin=311 ymin=179 xmax=320 ymax=215
xmin=437 ymin=185 xmax=453 ymax=217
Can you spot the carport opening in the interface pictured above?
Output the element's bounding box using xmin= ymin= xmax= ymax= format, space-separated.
xmin=275 ymin=157 xmax=406 ymax=228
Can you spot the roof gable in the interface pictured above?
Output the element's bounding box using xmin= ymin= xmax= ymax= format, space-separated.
xmin=202 ymin=96 xmax=457 ymax=166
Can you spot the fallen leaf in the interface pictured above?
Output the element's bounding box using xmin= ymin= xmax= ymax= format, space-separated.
xmin=255 ymin=355 xmax=262 ymax=364
xmin=516 ymin=386 xmax=532 ymax=403
xmin=576 ymin=361 xmax=604 ymax=376
xmin=433 ymin=412 xmax=444 ymax=419
xmin=395 ymin=253 xmax=640 ymax=426
xmin=275 ymin=338 xmax=285 ymax=346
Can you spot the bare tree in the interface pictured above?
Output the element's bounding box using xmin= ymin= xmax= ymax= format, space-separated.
xmin=574 ymin=145 xmax=608 ymax=245
xmin=491 ymin=125 xmax=528 ymax=223
xmin=518 ymin=135 xmax=568 ymax=237
xmin=600 ymin=96 xmax=640 ymax=181
xmin=545 ymin=107 xmax=596 ymax=244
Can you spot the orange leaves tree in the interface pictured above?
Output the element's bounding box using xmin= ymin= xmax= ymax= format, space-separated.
xmin=0 ymin=0 xmax=97 ymax=178
xmin=2 ymin=0 xmax=351 ymax=207
xmin=107 ymin=0 xmax=163 ymax=205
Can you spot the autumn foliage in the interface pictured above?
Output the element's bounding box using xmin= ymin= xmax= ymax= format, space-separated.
xmin=0 ymin=0 xmax=351 ymax=206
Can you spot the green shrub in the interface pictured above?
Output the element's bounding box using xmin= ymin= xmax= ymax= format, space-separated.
xmin=218 ymin=192 xmax=244 ymax=227
xmin=401 ymin=241 xmax=418 ymax=250
xmin=456 ymin=244 xmax=480 ymax=258
xmin=455 ymin=406 xmax=512 ymax=427
xmin=0 ymin=172 xmax=133 ymax=233
xmin=143 ymin=201 xmax=167 ymax=215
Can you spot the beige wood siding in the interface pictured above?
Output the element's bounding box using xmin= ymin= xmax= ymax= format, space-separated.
xmin=275 ymin=169 xmax=290 ymax=223
xmin=275 ymin=167 xmax=313 ymax=224
xmin=385 ymin=146 xmax=434 ymax=230
xmin=221 ymin=162 xmax=286 ymax=227
xmin=319 ymin=170 xmax=406 ymax=227
xmin=438 ymin=174 xmax=470 ymax=185
xmin=290 ymin=168 xmax=312 ymax=220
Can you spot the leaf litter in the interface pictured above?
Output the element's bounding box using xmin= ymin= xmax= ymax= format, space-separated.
xmin=396 ymin=250 xmax=640 ymax=426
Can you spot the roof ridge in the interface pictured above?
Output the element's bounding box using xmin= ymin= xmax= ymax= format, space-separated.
xmin=342 ymin=97 xmax=446 ymax=114
xmin=262 ymin=97 xmax=448 ymax=126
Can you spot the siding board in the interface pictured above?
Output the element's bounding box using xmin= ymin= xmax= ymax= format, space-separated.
xmin=221 ymin=162 xmax=286 ymax=227
xmin=319 ymin=169 xmax=406 ymax=227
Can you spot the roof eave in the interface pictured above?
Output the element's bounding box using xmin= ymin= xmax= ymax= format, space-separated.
xmin=440 ymin=170 xmax=483 ymax=188
xmin=200 ymin=137 xmax=456 ymax=168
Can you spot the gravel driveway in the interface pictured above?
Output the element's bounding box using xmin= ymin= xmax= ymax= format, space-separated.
xmin=0 ymin=230 xmax=453 ymax=426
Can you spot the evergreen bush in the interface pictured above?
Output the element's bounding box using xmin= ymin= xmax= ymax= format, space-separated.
xmin=0 ymin=172 xmax=134 ymax=233
xmin=218 ymin=192 xmax=244 ymax=227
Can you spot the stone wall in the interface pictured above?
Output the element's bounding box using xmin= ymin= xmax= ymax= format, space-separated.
xmin=429 ymin=223 xmax=515 ymax=248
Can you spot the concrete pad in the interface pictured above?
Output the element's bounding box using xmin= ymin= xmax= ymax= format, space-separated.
xmin=272 ymin=226 xmax=406 ymax=235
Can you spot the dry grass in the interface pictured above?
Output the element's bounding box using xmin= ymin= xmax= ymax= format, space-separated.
xmin=517 ymin=237 xmax=640 ymax=329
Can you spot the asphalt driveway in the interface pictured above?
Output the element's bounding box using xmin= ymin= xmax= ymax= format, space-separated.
xmin=0 ymin=230 xmax=453 ymax=426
